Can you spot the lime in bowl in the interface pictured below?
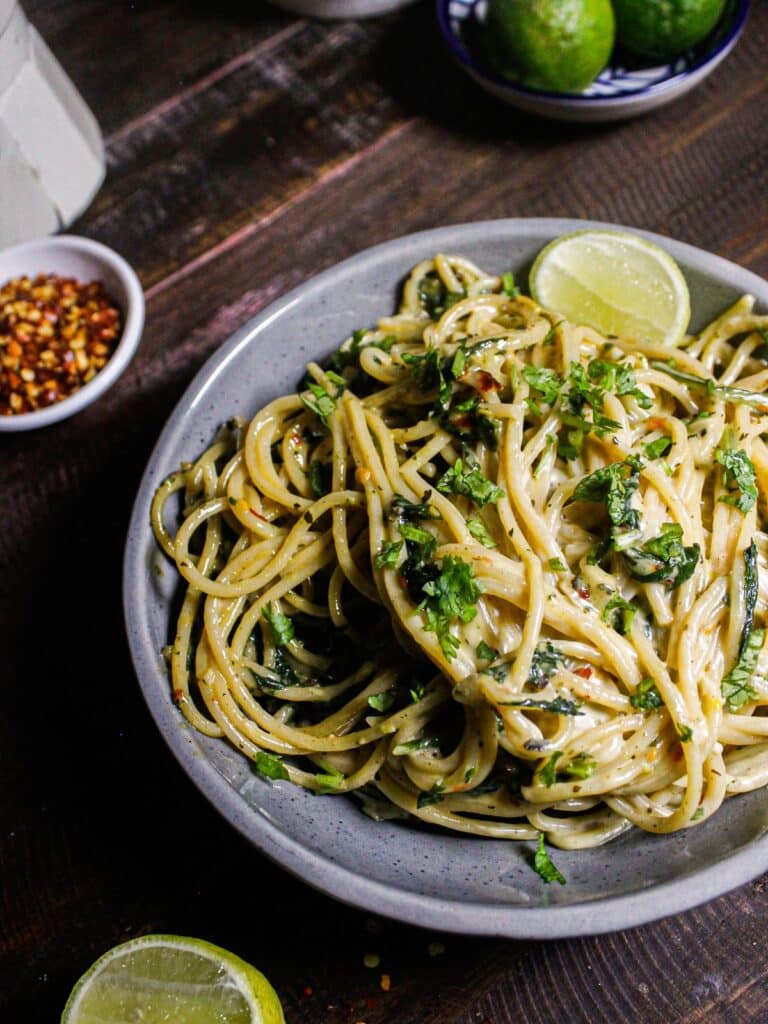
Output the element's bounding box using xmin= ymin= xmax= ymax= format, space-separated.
xmin=436 ymin=0 xmax=750 ymax=123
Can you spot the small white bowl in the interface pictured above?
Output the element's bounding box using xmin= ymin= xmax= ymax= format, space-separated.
xmin=0 ymin=234 xmax=144 ymax=431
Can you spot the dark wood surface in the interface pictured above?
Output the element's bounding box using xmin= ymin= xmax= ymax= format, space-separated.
xmin=3 ymin=2 xmax=768 ymax=1020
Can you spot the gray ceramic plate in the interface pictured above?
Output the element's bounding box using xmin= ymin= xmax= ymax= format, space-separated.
xmin=124 ymin=218 xmax=768 ymax=938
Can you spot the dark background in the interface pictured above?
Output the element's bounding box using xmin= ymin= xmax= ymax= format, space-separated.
xmin=2 ymin=2 xmax=768 ymax=1020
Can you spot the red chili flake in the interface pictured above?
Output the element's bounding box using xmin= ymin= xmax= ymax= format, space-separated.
xmin=452 ymin=414 xmax=473 ymax=430
xmin=673 ymin=744 xmax=685 ymax=762
xmin=574 ymin=667 xmax=593 ymax=680
xmin=398 ymin=574 xmax=408 ymax=590
xmin=576 ymin=586 xmax=590 ymax=600
xmin=303 ymin=985 xmax=314 ymax=997
xmin=249 ymin=508 xmax=269 ymax=522
xmin=476 ymin=370 xmax=501 ymax=393
xmin=0 ymin=273 xmax=122 ymax=415
xmin=172 ymin=688 xmax=184 ymax=703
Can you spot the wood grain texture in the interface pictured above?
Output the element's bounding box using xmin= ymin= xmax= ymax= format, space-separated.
xmin=3 ymin=2 xmax=768 ymax=1021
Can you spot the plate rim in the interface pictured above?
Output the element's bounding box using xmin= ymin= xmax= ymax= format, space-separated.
xmin=123 ymin=217 xmax=768 ymax=938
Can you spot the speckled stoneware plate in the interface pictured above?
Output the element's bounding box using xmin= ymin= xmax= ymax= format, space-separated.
xmin=124 ymin=219 xmax=768 ymax=938
xmin=437 ymin=0 xmax=750 ymax=123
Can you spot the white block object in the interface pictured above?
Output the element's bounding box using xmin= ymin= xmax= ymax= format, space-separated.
xmin=0 ymin=2 xmax=105 ymax=248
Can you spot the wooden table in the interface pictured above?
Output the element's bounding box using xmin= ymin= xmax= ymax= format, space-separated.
xmin=3 ymin=3 xmax=768 ymax=1020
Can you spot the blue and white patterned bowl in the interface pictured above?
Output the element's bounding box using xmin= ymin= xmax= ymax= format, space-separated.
xmin=437 ymin=0 xmax=751 ymax=122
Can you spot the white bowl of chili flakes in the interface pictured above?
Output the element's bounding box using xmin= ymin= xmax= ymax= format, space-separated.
xmin=0 ymin=234 xmax=144 ymax=431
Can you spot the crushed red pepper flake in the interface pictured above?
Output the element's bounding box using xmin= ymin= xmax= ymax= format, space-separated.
xmin=0 ymin=273 xmax=122 ymax=416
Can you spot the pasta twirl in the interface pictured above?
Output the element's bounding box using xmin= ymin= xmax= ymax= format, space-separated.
xmin=152 ymin=254 xmax=768 ymax=850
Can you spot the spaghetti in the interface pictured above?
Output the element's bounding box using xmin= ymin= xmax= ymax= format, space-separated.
xmin=151 ymin=253 xmax=768 ymax=851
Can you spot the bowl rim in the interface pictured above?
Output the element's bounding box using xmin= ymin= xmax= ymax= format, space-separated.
xmin=436 ymin=0 xmax=751 ymax=105
xmin=124 ymin=216 xmax=768 ymax=938
xmin=0 ymin=234 xmax=145 ymax=432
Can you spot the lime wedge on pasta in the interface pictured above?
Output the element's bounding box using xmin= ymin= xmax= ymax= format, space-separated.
xmin=529 ymin=229 xmax=691 ymax=346
xmin=60 ymin=935 xmax=285 ymax=1024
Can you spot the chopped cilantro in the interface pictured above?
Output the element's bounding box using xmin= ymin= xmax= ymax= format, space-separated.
xmin=533 ymin=833 xmax=566 ymax=885
xmin=467 ymin=517 xmax=497 ymax=548
xmin=375 ymin=539 xmax=403 ymax=568
xmin=308 ymin=459 xmax=331 ymax=498
xmin=255 ymin=752 xmax=289 ymax=781
xmin=437 ymin=457 xmax=505 ymax=506
xmin=528 ymin=641 xmax=565 ymax=689
xmin=477 ymin=640 xmax=498 ymax=661
xmin=300 ymin=380 xmax=339 ymax=427
xmin=564 ymin=752 xmax=596 ymax=779
xmin=368 ymin=690 xmax=396 ymax=713
xmin=644 ymin=436 xmax=672 ymax=460
xmin=630 ymin=678 xmax=663 ymax=710
xmin=522 ymin=365 xmax=563 ymax=407
xmin=391 ymin=493 xmax=441 ymax=521
xmin=262 ymin=603 xmax=295 ymax=646
xmin=420 ymin=556 xmax=483 ymax=660
xmin=417 ymin=273 xmax=465 ymax=319
xmin=540 ymin=750 xmax=563 ymax=787
xmin=622 ymin=523 xmax=700 ymax=589
xmin=501 ymin=271 xmax=519 ymax=297
xmin=548 ymin=557 xmax=567 ymax=573
xmin=678 ymin=725 xmax=693 ymax=742
xmin=417 ymin=785 xmax=445 ymax=808
xmin=573 ymin=460 xmax=641 ymax=532
xmin=393 ymin=737 xmax=440 ymax=756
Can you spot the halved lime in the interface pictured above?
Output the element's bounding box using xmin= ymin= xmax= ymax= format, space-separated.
xmin=529 ymin=229 xmax=691 ymax=346
xmin=61 ymin=935 xmax=286 ymax=1024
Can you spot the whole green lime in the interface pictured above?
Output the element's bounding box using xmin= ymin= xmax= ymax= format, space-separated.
xmin=613 ymin=0 xmax=727 ymax=60
xmin=485 ymin=0 xmax=615 ymax=94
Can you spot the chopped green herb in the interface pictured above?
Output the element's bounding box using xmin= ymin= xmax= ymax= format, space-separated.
xmin=630 ymin=677 xmax=663 ymax=710
xmin=573 ymin=460 xmax=641 ymax=532
xmin=437 ymin=457 xmax=505 ymax=506
xmin=715 ymin=444 xmax=758 ymax=514
xmin=417 ymin=785 xmax=445 ymax=809
xmin=393 ymin=737 xmax=440 ymax=756
xmin=528 ymin=641 xmax=565 ymax=689
xmin=308 ymin=459 xmax=331 ymax=498
xmin=477 ymin=640 xmax=498 ymax=661
xmin=375 ymin=539 xmax=403 ymax=568
xmin=467 ymin=517 xmax=497 ymax=548
xmin=368 ymin=690 xmax=396 ymax=713
xmin=420 ymin=556 xmax=483 ymax=660
xmin=678 ymin=725 xmax=693 ymax=742
xmin=301 ymin=380 xmax=338 ymax=427
xmin=650 ymin=360 xmax=768 ymax=412
xmin=409 ymin=682 xmax=429 ymax=703
xmin=601 ymin=594 xmax=637 ymax=635
xmin=417 ymin=273 xmax=465 ymax=319
xmin=564 ymin=752 xmax=596 ymax=779
xmin=692 ymin=807 xmax=705 ymax=822
xmin=548 ymin=557 xmax=567 ymax=573
xmin=622 ymin=523 xmax=700 ymax=589
xmin=522 ymin=365 xmax=563 ymax=406
xmin=391 ymin=493 xmax=441 ymax=521
xmin=501 ymin=271 xmax=519 ymax=297
xmin=540 ymin=750 xmax=563 ymax=787
xmin=399 ymin=522 xmax=436 ymax=548
xmin=262 ymin=603 xmax=295 ymax=646
xmin=499 ymin=697 xmax=582 ymax=716
xmin=533 ymin=833 xmax=566 ymax=885
xmin=255 ymin=752 xmax=289 ymax=781
xmin=722 ymin=627 xmax=764 ymax=711
xmin=464 ymin=766 xmax=476 ymax=784
xmin=644 ymin=436 xmax=672 ymax=460
xmin=316 ymin=765 xmax=345 ymax=793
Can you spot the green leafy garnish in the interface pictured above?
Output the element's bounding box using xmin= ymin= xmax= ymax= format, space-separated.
xmin=437 ymin=457 xmax=505 ymax=506
xmin=501 ymin=271 xmax=519 ymax=297
xmin=678 ymin=725 xmax=693 ymax=742
xmin=375 ymin=539 xmax=403 ymax=568
xmin=644 ymin=436 xmax=672 ymax=460
xmin=391 ymin=493 xmax=441 ymax=521
xmin=650 ymin=360 xmax=768 ymax=412
xmin=255 ymin=752 xmax=289 ymax=781
xmin=393 ymin=737 xmax=440 ymax=756
xmin=715 ymin=444 xmax=758 ymax=514
xmin=368 ymin=690 xmax=396 ymax=713
xmin=548 ymin=557 xmax=567 ymax=572
xmin=498 ymin=697 xmax=582 ymax=716
xmin=722 ymin=627 xmax=765 ymax=711
xmin=540 ymin=750 xmax=563 ymax=787
xmin=587 ymin=359 xmax=652 ymax=409
xmin=564 ymin=752 xmax=596 ymax=779
xmin=420 ymin=556 xmax=483 ymax=660
xmin=528 ymin=641 xmax=565 ymax=689
xmin=308 ymin=459 xmax=331 ymax=498
xmin=477 ymin=640 xmax=498 ymax=662
xmin=467 ymin=517 xmax=497 ymax=548
xmin=522 ymin=365 xmax=563 ymax=407
xmin=418 ymin=273 xmax=465 ymax=319
xmin=622 ymin=523 xmax=700 ymax=589
xmin=573 ymin=460 xmax=641 ymax=533
xmin=601 ymin=594 xmax=636 ymax=635
xmin=533 ymin=833 xmax=566 ymax=885
xmin=417 ymin=785 xmax=445 ymax=809
xmin=300 ymin=377 xmax=342 ymax=427
xmin=262 ymin=603 xmax=295 ymax=646
xmin=630 ymin=678 xmax=663 ymax=710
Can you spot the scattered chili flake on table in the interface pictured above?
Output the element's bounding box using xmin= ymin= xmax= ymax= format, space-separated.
xmin=0 ymin=273 xmax=122 ymax=415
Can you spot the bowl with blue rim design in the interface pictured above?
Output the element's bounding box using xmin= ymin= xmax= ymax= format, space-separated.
xmin=436 ymin=0 xmax=751 ymax=123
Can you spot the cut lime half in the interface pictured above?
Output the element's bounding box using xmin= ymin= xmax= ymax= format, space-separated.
xmin=529 ymin=229 xmax=691 ymax=346
xmin=61 ymin=934 xmax=286 ymax=1024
